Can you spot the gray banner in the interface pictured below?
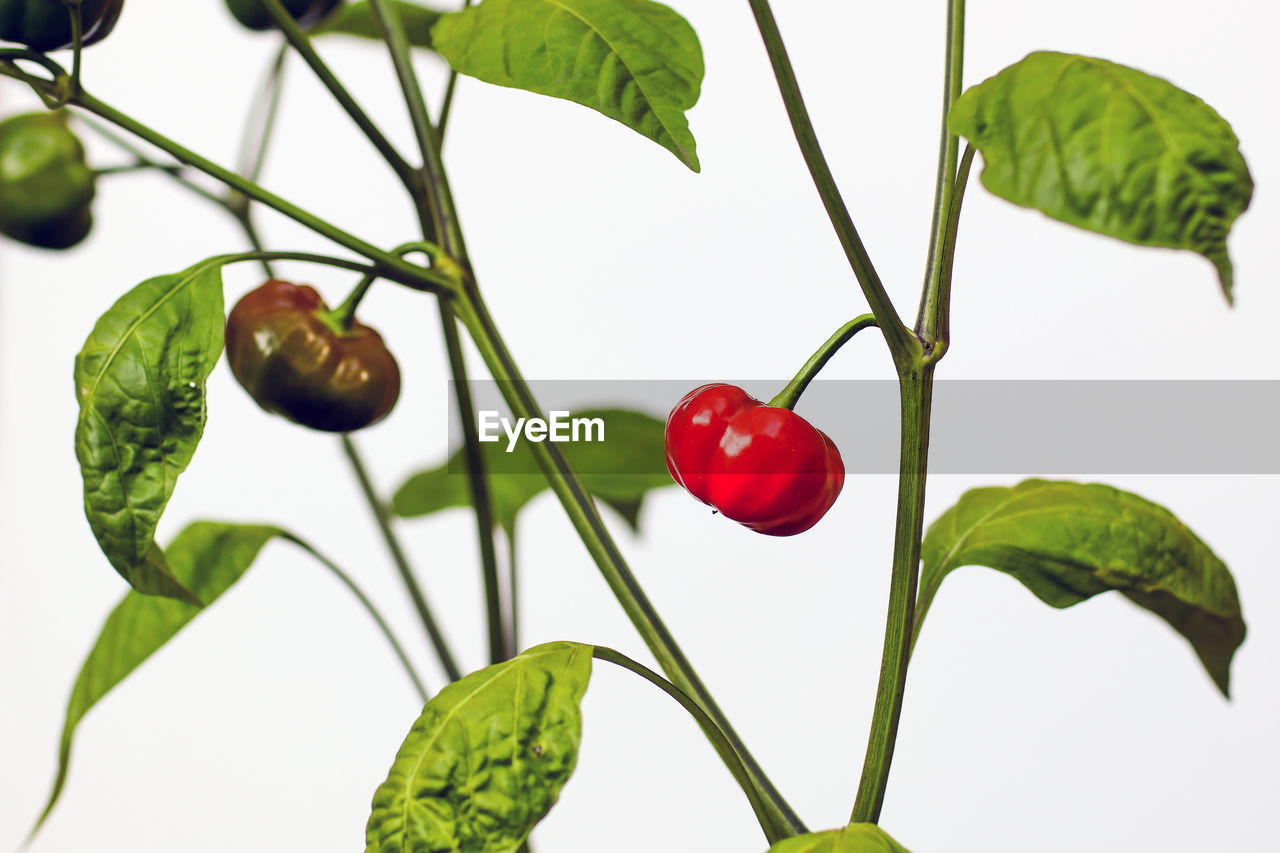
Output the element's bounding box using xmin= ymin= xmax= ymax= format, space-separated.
xmin=448 ymin=380 xmax=1280 ymax=475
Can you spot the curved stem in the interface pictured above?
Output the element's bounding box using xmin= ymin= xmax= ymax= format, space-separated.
xmin=916 ymin=0 xmax=967 ymax=346
xmin=341 ymin=435 xmax=463 ymax=682
xmin=259 ymin=0 xmax=415 ymax=187
xmin=451 ymin=291 xmax=808 ymax=838
xmin=592 ymin=646 xmax=785 ymax=844
xmin=768 ymin=314 xmax=878 ymax=409
xmin=213 ymin=250 xmax=383 ymax=275
xmin=282 ymin=534 xmax=429 ymax=702
xmin=850 ymin=365 xmax=933 ymax=823
xmin=327 ymin=273 xmax=378 ymax=330
xmin=745 ymin=0 xmax=917 ymax=368
xmin=56 ymin=87 xmax=453 ymax=294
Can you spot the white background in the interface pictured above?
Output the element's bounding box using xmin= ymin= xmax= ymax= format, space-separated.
xmin=2 ymin=1 xmax=1278 ymax=851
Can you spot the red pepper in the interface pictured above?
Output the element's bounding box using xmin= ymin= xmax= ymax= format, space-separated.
xmin=664 ymin=383 xmax=844 ymax=536
xmin=224 ymin=279 xmax=401 ymax=433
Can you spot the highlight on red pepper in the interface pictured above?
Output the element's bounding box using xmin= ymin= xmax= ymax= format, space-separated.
xmin=664 ymin=383 xmax=845 ymax=536
xmin=224 ymin=278 xmax=401 ymax=433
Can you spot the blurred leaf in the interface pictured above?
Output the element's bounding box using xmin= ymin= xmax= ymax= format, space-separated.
xmin=432 ymin=0 xmax=703 ymax=170
xmin=365 ymin=642 xmax=592 ymax=853
xmin=767 ymin=824 xmax=912 ymax=853
xmin=314 ymin=0 xmax=443 ymax=48
xmin=73 ymin=261 xmax=226 ymax=603
xmin=950 ymin=51 xmax=1253 ymax=301
xmin=917 ymin=479 xmax=1246 ymax=696
xmin=33 ymin=522 xmax=282 ymax=836
xmin=393 ymin=408 xmax=673 ymax=533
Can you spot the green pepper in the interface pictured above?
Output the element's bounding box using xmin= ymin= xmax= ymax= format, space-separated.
xmin=0 ymin=112 xmax=95 ymax=250
xmin=0 ymin=0 xmax=124 ymax=52
xmin=224 ymin=0 xmax=342 ymax=32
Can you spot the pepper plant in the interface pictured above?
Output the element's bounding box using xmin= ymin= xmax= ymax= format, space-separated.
xmin=0 ymin=0 xmax=1270 ymax=851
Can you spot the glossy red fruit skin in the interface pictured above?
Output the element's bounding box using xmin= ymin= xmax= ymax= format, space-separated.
xmin=224 ymin=279 xmax=400 ymax=433
xmin=664 ymin=383 xmax=845 ymax=536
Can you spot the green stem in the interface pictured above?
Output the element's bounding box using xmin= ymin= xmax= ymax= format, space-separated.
xmin=59 ymin=88 xmax=453 ymax=294
xmin=439 ymin=297 xmax=508 ymax=663
xmin=327 ymin=273 xmax=378 ymax=330
xmin=369 ymin=0 xmax=508 ymax=666
xmin=745 ymin=0 xmax=917 ymax=368
xmin=366 ymin=0 xmax=435 ymax=173
xmin=593 ymin=646 xmax=785 ymax=844
xmin=228 ymin=51 xmax=291 ymax=280
xmin=211 ymin=250 xmax=381 ymax=275
xmin=436 ymin=0 xmax=473 ymax=143
xmin=768 ymin=314 xmax=878 ymax=409
xmin=234 ymin=47 xmax=288 ymax=188
xmin=916 ymin=0 xmax=967 ymax=347
xmin=258 ymin=0 xmax=415 ymax=188
xmin=367 ymin=0 xmax=465 ymax=256
xmin=283 ymin=534 xmax=429 ymax=701
xmin=77 ymin=115 xmax=225 ymax=208
xmin=506 ymin=519 xmax=520 ymax=655
xmin=921 ymin=145 xmax=974 ymax=364
xmin=850 ymin=365 xmax=933 ymax=824
xmin=908 ymin=568 xmax=946 ymax=661
xmin=62 ymin=0 xmax=82 ymax=97
xmin=341 ymin=435 xmax=463 ymax=682
xmin=93 ymin=162 xmax=184 ymax=177
xmin=451 ymin=292 xmax=807 ymax=839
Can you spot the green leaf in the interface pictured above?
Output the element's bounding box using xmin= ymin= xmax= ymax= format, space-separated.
xmin=767 ymin=824 xmax=913 ymax=853
xmin=33 ymin=522 xmax=282 ymax=836
xmin=366 ymin=641 xmax=592 ymax=853
xmin=917 ymin=479 xmax=1246 ymax=696
xmin=432 ymin=0 xmax=703 ymax=170
xmin=949 ymin=51 xmax=1253 ymax=302
xmin=73 ymin=261 xmax=227 ymax=603
xmin=314 ymin=0 xmax=443 ymax=49
xmin=392 ymin=408 xmax=673 ymax=533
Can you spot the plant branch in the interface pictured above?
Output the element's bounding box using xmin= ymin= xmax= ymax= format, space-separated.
xmin=369 ymin=0 xmax=508 ymax=665
xmin=44 ymin=85 xmax=454 ymax=294
xmin=768 ymin=314 xmax=878 ymax=409
xmin=745 ymin=0 xmax=916 ymax=367
xmin=342 ymin=435 xmax=463 ymax=682
xmin=921 ymin=144 xmax=974 ymax=362
xmin=436 ymin=0 xmax=473 ymax=143
xmin=439 ymin=298 xmax=509 ymax=662
xmin=258 ymin=0 xmax=416 ymax=187
xmin=916 ymin=0 xmax=967 ymax=347
xmin=506 ymin=519 xmax=520 ymax=654
xmin=593 ymin=646 xmax=785 ymax=844
xmin=283 ymin=534 xmax=429 ymax=701
xmin=850 ymin=365 xmax=933 ymax=823
xmin=77 ymin=115 xmax=225 ymax=207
